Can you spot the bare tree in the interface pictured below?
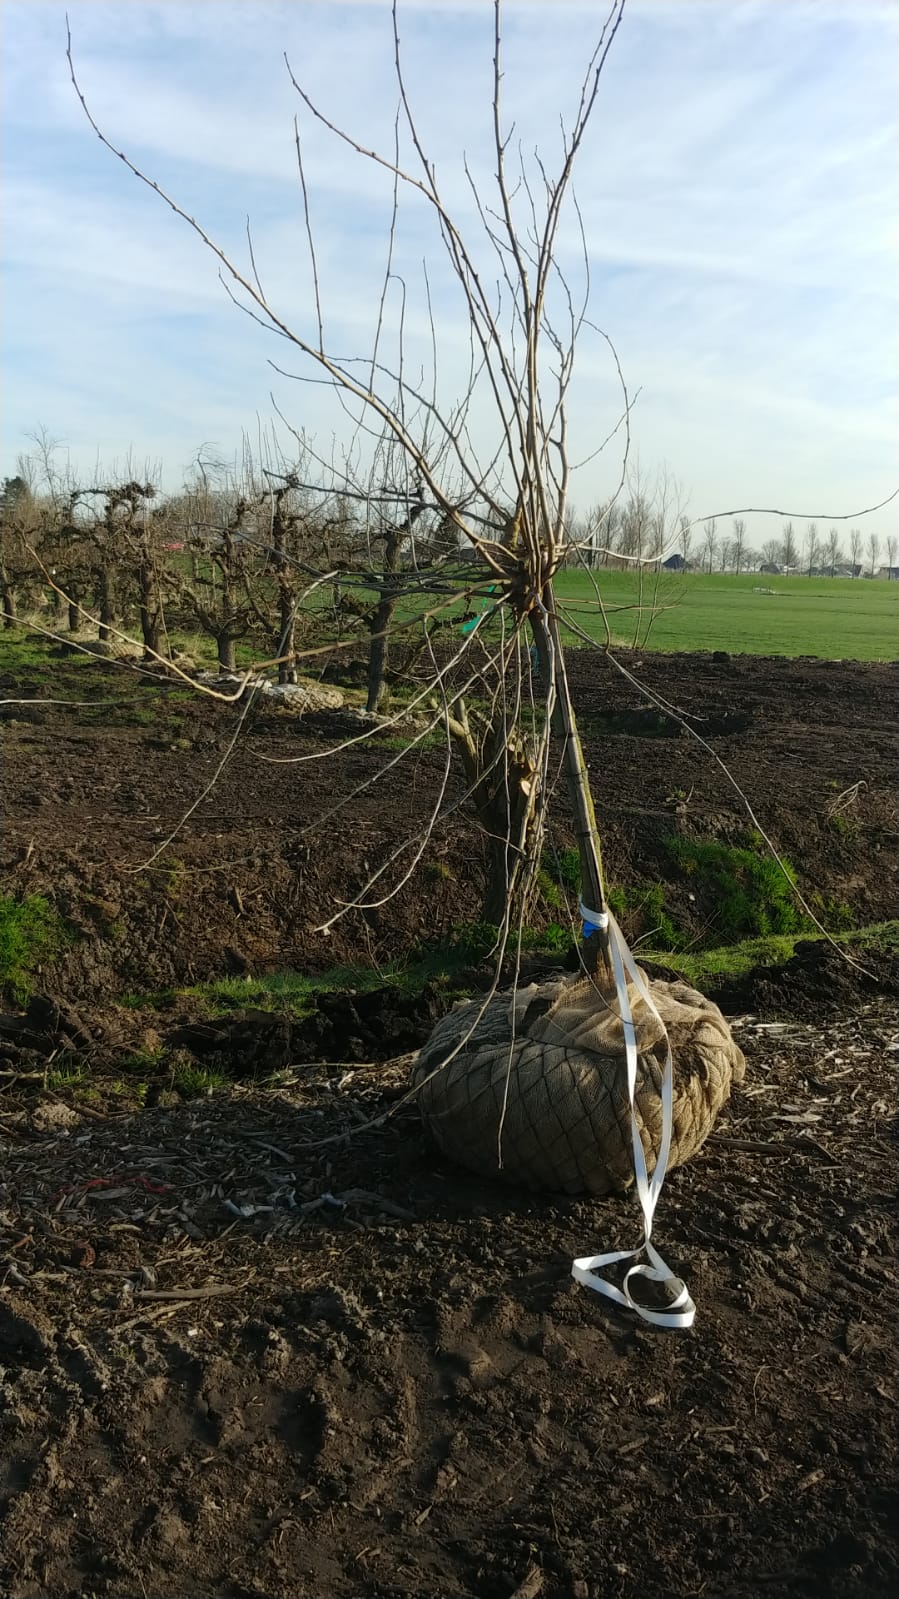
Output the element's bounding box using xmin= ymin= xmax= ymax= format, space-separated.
xmin=802 ymin=521 xmax=820 ymax=577
xmin=0 ymin=475 xmax=32 ymax=625
xmin=759 ymin=537 xmax=782 ymax=569
xmin=825 ymin=526 xmax=842 ymax=576
xmin=780 ymin=521 xmax=798 ymax=569
xmin=885 ymin=535 xmax=897 ymax=578
xmin=67 ymin=0 xmax=644 ymax=962
xmin=849 ymin=527 xmax=862 ymax=574
xmin=866 ymin=532 xmax=880 ymax=577
xmin=121 ymin=480 xmax=162 ymax=658
xmin=617 ymin=491 xmax=652 ymax=561
xmin=569 ymin=501 xmax=620 ymax=569
xmin=730 ymin=518 xmax=747 ymax=573
xmin=678 ymin=513 xmax=692 ymax=567
xmin=174 ymin=456 xmax=263 ymax=671
xmin=702 ymin=517 xmax=718 ymax=574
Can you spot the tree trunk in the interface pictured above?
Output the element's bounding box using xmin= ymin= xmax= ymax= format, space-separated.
xmin=365 ymin=520 xmax=405 ymax=714
xmin=278 ymin=590 xmax=297 ymax=684
xmin=0 ymin=560 xmax=16 ymax=627
xmin=449 ymin=709 xmax=542 ymax=930
xmin=366 ymin=594 xmax=396 ymax=713
xmin=271 ymin=498 xmax=298 ymax=685
xmin=479 ymin=734 xmax=543 ymax=926
xmin=97 ymin=564 xmax=116 ymax=642
xmin=217 ymin=633 xmax=237 ymax=672
xmin=138 ymin=557 xmax=161 ymax=659
xmin=68 ymin=598 xmax=81 ymax=633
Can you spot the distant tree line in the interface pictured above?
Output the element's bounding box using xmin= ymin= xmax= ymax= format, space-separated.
xmin=567 ymin=501 xmax=894 ymax=579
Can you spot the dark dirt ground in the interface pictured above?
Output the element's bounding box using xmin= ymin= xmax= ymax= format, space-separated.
xmin=0 ymin=642 xmax=897 ymax=1599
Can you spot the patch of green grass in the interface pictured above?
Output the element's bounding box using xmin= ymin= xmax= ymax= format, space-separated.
xmin=544 ymin=853 xmax=685 ymax=947
xmin=540 ymin=847 xmax=581 ymax=906
xmin=193 ymin=957 xmax=453 ymax=1017
xmin=171 ymin=1061 xmax=228 ymax=1098
xmin=828 ymin=811 xmax=860 ymax=840
xmin=120 ymin=1044 xmax=165 ymax=1071
xmin=536 ymin=868 xmax=564 ymax=910
xmin=75 ymin=703 xmax=157 ymax=727
xmin=667 ymin=834 xmax=805 ymax=941
xmin=0 ymin=892 xmax=69 ymax=1002
xmin=607 ymin=881 xmax=683 ymax=949
xmin=195 ymin=970 xmax=321 ymax=1014
xmin=810 ymin=894 xmax=855 ymax=932
xmin=424 ymin=860 xmax=454 ymax=884
xmin=120 ymin=988 xmax=178 ymax=1010
xmin=163 ymin=859 xmax=188 ymax=904
xmin=46 ymin=1061 xmax=88 ymax=1089
xmin=556 ymin=848 xmax=582 ymax=892
xmin=528 ymin=922 xmax=570 ymax=955
xmin=107 ymin=1077 xmax=149 ymax=1104
xmin=376 ymin=729 xmax=444 ymax=753
xmin=424 ymin=919 xmax=571 ymax=964
xmin=0 ymin=627 xmax=59 ymax=668
xmin=643 ymin=919 xmax=899 ymax=988
xmin=860 ymin=919 xmax=899 ymax=953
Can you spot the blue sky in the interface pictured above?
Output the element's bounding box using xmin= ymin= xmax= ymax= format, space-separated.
xmin=1 ymin=0 xmax=896 ymax=545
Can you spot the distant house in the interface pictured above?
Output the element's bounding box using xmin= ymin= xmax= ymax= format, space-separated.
xmin=759 ymin=561 xmax=781 ymax=575
xmin=661 ymin=552 xmax=686 ymax=572
xmin=876 ymin=565 xmax=899 ymax=581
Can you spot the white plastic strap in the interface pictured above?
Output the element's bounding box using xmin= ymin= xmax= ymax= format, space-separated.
xmin=572 ymin=909 xmax=696 ymax=1331
xmin=578 ymin=899 xmax=609 ymax=932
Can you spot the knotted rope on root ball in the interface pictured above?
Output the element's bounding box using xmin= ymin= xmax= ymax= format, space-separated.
xmin=413 ymin=968 xmax=745 ymax=1196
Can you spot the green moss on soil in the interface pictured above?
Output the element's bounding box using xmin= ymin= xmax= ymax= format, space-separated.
xmin=0 ymin=892 xmax=70 ymax=1002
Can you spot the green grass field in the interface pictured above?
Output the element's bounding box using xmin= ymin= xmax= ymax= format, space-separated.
xmin=551 ymin=570 xmax=899 ymax=661
xmin=3 ymin=564 xmax=896 ymax=670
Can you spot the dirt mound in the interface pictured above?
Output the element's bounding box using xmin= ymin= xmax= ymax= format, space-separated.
xmin=710 ymin=938 xmax=899 ymax=1021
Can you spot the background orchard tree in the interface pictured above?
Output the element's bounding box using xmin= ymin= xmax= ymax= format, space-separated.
xmin=0 ymin=475 xmax=34 ymax=626
xmin=803 ymin=521 xmax=820 ymax=577
xmin=849 ymin=527 xmax=863 ymax=574
xmin=825 ymin=527 xmax=842 ymax=576
xmin=701 ymin=516 xmax=718 ymax=574
xmin=729 ymin=517 xmax=747 ymax=573
xmin=780 ymin=520 xmax=798 ymax=569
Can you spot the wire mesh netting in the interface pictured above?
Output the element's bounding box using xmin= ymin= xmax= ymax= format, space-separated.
xmin=413 ymin=970 xmax=746 ymax=1195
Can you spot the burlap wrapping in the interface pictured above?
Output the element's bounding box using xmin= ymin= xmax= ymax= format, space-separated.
xmin=412 ymin=970 xmax=746 ymax=1195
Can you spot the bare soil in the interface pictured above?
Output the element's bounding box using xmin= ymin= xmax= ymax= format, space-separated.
xmin=0 ymin=644 xmax=897 ymax=1599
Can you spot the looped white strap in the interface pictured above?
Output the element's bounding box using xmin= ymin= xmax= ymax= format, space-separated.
xmin=572 ymin=909 xmax=696 ymax=1331
xmin=578 ymin=899 xmax=609 ymax=932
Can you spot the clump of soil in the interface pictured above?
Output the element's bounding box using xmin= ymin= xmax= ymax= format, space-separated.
xmin=710 ymin=937 xmax=899 ymax=1021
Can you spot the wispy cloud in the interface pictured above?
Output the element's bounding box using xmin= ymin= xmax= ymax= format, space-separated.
xmin=1 ymin=0 xmax=896 ymax=543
